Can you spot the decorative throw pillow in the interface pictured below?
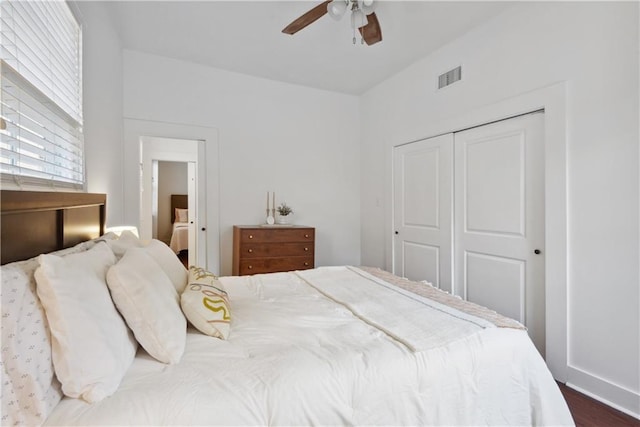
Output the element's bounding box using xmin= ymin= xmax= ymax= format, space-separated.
xmin=106 ymin=247 xmax=187 ymax=364
xmin=1 ymin=257 xmax=63 ymax=426
xmin=144 ymin=239 xmax=188 ymax=293
xmin=175 ymin=208 xmax=188 ymax=223
xmin=189 ymin=265 xmax=218 ymax=285
xmin=34 ymin=242 xmax=137 ymax=403
xmin=0 ymin=237 xmax=115 ymax=424
xmin=181 ymin=266 xmax=231 ymax=339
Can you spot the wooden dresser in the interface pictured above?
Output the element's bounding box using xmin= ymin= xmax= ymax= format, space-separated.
xmin=232 ymin=225 xmax=315 ymax=276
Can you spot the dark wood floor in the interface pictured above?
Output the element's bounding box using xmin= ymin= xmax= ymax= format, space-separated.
xmin=558 ymin=383 xmax=639 ymax=426
xmin=177 ymin=250 xmax=188 ymax=268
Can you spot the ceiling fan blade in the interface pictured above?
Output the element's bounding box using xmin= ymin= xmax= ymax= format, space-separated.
xmin=282 ymin=1 xmax=331 ymax=35
xmin=359 ymin=12 xmax=382 ymax=45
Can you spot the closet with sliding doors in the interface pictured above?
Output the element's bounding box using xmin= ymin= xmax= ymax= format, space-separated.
xmin=392 ymin=112 xmax=545 ymax=354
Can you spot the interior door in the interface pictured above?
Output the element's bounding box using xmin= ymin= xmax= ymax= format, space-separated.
xmin=454 ymin=112 xmax=545 ymax=354
xmin=393 ymin=134 xmax=453 ymax=291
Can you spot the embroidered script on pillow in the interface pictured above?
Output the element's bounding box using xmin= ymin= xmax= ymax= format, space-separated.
xmin=181 ymin=267 xmax=230 ymax=339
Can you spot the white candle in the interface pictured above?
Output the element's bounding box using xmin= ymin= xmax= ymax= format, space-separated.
xmin=273 ymin=192 xmax=275 ymax=210
xmin=266 ymin=191 xmax=270 ymax=211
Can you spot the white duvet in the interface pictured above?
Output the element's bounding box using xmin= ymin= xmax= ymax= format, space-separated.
xmin=45 ymin=267 xmax=573 ymax=426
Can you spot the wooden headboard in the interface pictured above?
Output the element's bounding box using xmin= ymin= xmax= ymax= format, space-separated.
xmin=1 ymin=190 xmax=106 ymax=265
xmin=171 ymin=194 xmax=188 ymax=223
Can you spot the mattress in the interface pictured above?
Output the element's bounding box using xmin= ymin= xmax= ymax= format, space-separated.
xmin=44 ymin=266 xmax=573 ymax=426
xmin=169 ymin=222 xmax=189 ymax=253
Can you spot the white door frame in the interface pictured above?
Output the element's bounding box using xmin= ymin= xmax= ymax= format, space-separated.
xmin=123 ymin=118 xmax=220 ymax=274
xmin=187 ymin=161 xmax=197 ymax=266
xmin=389 ymin=82 xmax=567 ymax=381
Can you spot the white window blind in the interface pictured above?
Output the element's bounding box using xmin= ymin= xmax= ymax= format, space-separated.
xmin=0 ymin=0 xmax=83 ymax=188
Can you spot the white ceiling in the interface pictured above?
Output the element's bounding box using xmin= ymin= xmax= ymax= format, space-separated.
xmin=107 ymin=1 xmax=514 ymax=95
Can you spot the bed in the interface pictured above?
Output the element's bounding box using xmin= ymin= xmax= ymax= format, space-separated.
xmin=0 ymin=190 xmax=574 ymax=426
xmin=169 ymin=194 xmax=189 ymax=253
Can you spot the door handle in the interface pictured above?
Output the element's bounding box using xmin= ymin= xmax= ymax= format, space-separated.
xmin=201 ymin=227 xmax=206 ymax=231
xmin=534 ymin=249 xmax=541 ymax=255
xmin=394 ymin=231 xmax=399 ymax=235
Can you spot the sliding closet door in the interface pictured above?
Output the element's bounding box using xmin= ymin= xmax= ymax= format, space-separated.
xmin=454 ymin=113 xmax=545 ymax=354
xmin=393 ymin=134 xmax=453 ymax=292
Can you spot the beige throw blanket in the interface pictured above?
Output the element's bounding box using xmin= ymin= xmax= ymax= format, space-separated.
xmin=296 ymin=267 xmax=495 ymax=352
xmin=359 ymin=266 xmax=525 ymax=330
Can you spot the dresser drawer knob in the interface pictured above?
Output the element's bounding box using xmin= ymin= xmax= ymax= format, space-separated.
xmin=249 ymin=235 xmax=253 ymax=239
xmin=248 ymin=265 xmax=253 ymax=270
xmin=304 ymin=234 xmax=309 ymax=238
xmin=248 ymin=249 xmax=253 ymax=253
xmin=304 ymin=262 xmax=309 ymax=266
xmin=304 ymin=247 xmax=309 ymax=251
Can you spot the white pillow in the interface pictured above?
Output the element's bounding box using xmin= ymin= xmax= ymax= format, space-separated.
xmin=0 ymin=237 xmax=119 ymax=425
xmin=106 ymin=229 xmax=143 ymax=259
xmin=34 ymin=242 xmax=137 ymax=403
xmin=175 ymin=208 xmax=188 ymax=223
xmin=106 ymin=247 xmax=186 ymax=364
xmin=144 ymin=239 xmax=188 ymax=293
xmin=1 ymin=258 xmax=62 ymax=426
xmin=181 ymin=266 xmax=231 ymax=339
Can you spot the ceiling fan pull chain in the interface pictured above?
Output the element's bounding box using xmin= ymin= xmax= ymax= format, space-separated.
xmin=359 ymin=4 xmax=365 ymax=44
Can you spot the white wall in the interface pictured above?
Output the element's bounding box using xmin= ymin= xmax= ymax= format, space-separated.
xmin=157 ymin=161 xmax=188 ymax=243
xmin=360 ymin=1 xmax=639 ymax=417
xmin=76 ymin=1 xmax=124 ymax=226
xmin=122 ymin=50 xmax=361 ymax=275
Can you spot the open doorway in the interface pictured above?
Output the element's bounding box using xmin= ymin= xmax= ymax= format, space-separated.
xmin=141 ymin=136 xmax=202 ymax=268
xmin=123 ymin=118 xmax=220 ymax=274
xmin=152 ymin=161 xmax=191 ymax=267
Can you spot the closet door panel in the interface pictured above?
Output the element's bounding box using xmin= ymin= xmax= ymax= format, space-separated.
xmin=454 ymin=112 xmax=545 ymax=355
xmin=393 ymin=134 xmax=453 ymax=291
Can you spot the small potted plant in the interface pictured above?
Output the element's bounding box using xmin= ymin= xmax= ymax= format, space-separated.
xmin=276 ymin=202 xmax=293 ymax=224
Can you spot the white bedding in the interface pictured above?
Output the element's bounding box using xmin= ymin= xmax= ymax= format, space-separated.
xmin=44 ymin=267 xmax=573 ymax=426
xmin=169 ymin=222 xmax=189 ymax=253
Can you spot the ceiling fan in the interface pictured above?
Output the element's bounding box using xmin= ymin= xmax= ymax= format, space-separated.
xmin=282 ymin=0 xmax=382 ymax=46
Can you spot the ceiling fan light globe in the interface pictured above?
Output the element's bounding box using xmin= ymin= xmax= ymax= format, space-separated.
xmin=350 ymin=9 xmax=368 ymax=29
xmin=327 ymin=0 xmax=347 ymax=20
xmin=357 ymin=0 xmax=376 ymax=15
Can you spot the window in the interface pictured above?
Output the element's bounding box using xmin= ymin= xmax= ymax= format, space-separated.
xmin=0 ymin=0 xmax=83 ymax=189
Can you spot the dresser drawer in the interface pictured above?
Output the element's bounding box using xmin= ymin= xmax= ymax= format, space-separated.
xmin=240 ymin=242 xmax=314 ymax=258
xmin=239 ymin=256 xmax=314 ymax=275
xmin=240 ymin=228 xmax=314 ymax=243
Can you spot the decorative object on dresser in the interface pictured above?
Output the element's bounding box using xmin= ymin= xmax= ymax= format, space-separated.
xmin=276 ymin=202 xmax=293 ymax=224
xmin=232 ymin=225 xmax=314 ymax=275
xmin=265 ymin=191 xmax=275 ymax=225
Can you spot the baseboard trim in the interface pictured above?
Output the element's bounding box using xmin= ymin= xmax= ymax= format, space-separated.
xmin=566 ymin=366 xmax=640 ymax=419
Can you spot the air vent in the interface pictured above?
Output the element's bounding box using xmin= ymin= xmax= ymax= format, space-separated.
xmin=438 ymin=66 xmax=462 ymax=89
